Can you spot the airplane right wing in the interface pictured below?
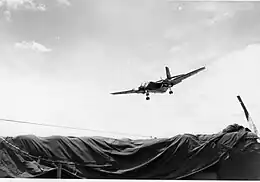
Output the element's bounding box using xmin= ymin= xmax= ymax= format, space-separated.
xmin=110 ymin=89 xmax=144 ymax=95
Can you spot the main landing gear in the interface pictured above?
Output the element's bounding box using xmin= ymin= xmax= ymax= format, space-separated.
xmin=146 ymin=92 xmax=150 ymax=100
xmin=169 ymin=88 xmax=173 ymax=95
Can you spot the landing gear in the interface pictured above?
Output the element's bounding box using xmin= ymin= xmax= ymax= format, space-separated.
xmin=145 ymin=91 xmax=150 ymax=100
xmin=169 ymin=88 xmax=173 ymax=95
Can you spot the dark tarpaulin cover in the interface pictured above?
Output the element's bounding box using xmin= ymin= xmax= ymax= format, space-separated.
xmin=0 ymin=124 xmax=258 ymax=179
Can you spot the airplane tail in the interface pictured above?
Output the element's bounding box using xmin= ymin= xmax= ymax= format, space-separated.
xmin=165 ymin=67 xmax=171 ymax=79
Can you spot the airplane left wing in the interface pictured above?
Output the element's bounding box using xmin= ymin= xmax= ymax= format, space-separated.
xmin=178 ymin=66 xmax=206 ymax=81
xmin=111 ymin=89 xmax=144 ymax=95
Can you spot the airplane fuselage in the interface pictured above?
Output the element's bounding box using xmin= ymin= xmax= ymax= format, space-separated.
xmin=148 ymin=86 xmax=168 ymax=93
xmin=144 ymin=79 xmax=182 ymax=93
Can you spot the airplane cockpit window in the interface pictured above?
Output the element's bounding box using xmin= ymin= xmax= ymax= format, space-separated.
xmin=140 ymin=82 xmax=148 ymax=87
xmin=138 ymin=82 xmax=148 ymax=90
xmin=144 ymin=82 xmax=148 ymax=86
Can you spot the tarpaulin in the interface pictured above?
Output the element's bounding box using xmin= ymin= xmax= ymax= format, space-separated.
xmin=0 ymin=124 xmax=259 ymax=179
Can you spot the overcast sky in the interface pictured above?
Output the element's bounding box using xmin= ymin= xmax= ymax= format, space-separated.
xmin=0 ymin=0 xmax=260 ymax=138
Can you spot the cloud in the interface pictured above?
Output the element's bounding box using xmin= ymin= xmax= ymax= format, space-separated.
xmin=56 ymin=0 xmax=70 ymax=6
xmin=36 ymin=3 xmax=46 ymax=11
xmin=193 ymin=2 xmax=254 ymax=24
xmin=0 ymin=0 xmax=46 ymax=21
xmin=167 ymin=1 xmax=255 ymax=26
xmin=194 ymin=2 xmax=254 ymax=12
xmin=0 ymin=0 xmax=72 ymax=21
xmin=189 ymin=43 xmax=260 ymax=129
xmin=0 ymin=0 xmax=46 ymax=11
xmin=0 ymin=0 xmax=71 ymax=11
xmin=169 ymin=45 xmax=182 ymax=53
xmin=157 ymin=43 xmax=260 ymax=135
xmin=3 ymin=10 xmax=12 ymax=21
xmin=15 ymin=41 xmax=52 ymax=52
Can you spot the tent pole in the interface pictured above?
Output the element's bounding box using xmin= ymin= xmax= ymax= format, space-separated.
xmin=237 ymin=96 xmax=249 ymax=120
xmin=237 ymin=95 xmax=259 ymax=136
xmin=57 ymin=163 xmax=62 ymax=178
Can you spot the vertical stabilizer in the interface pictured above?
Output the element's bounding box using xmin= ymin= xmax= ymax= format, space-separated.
xmin=165 ymin=67 xmax=171 ymax=79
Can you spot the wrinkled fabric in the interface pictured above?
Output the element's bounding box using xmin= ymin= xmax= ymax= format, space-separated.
xmin=0 ymin=124 xmax=259 ymax=179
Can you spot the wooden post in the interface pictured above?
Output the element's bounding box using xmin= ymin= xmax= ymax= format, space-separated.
xmin=57 ymin=162 xmax=62 ymax=179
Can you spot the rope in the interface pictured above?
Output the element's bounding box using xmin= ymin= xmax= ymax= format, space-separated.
xmin=0 ymin=118 xmax=155 ymax=139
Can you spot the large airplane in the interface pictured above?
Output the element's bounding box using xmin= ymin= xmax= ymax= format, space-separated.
xmin=111 ymin=66 xmax=206 ymax=100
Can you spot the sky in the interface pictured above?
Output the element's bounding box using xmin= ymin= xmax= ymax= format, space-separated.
xmin=0 ymin=0 xmax=260 ymax=139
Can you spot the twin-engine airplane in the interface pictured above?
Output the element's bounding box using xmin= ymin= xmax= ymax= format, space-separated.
xmin=111 ymin=66 xmax=206 ymax=100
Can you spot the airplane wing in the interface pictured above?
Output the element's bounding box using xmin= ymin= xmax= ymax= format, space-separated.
xmin=155 ymin=75 xmax=183 ymax=83
xmin=111 ymin=89 xmax=144 ymax=95
xmin=155 ymin=67 xmax=205 ymax=84
xmin=169 ymin=74 xmax=185 ymax=79
xmin=177 ymin=66 xmax=206 ymax=81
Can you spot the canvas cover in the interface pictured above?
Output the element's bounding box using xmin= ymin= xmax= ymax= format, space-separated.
xmin=0 ymin=124 xmax=259 ymax=179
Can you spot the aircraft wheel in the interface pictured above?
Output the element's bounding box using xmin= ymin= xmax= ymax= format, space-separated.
xmin=169 ymin=90 xmax=173 ymax=94
xmin=146 ymin=92 xmax=149 ymax=96
xmin=146 ymin=96 xmax=150 ymax=100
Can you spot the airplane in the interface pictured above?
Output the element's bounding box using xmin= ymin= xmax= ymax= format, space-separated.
xmin=111 ymin=66 xmax=206 ymax=100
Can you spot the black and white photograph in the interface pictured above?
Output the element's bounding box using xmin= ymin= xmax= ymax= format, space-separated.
xmin=0 ymin=0 xmax=260 ymax=180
